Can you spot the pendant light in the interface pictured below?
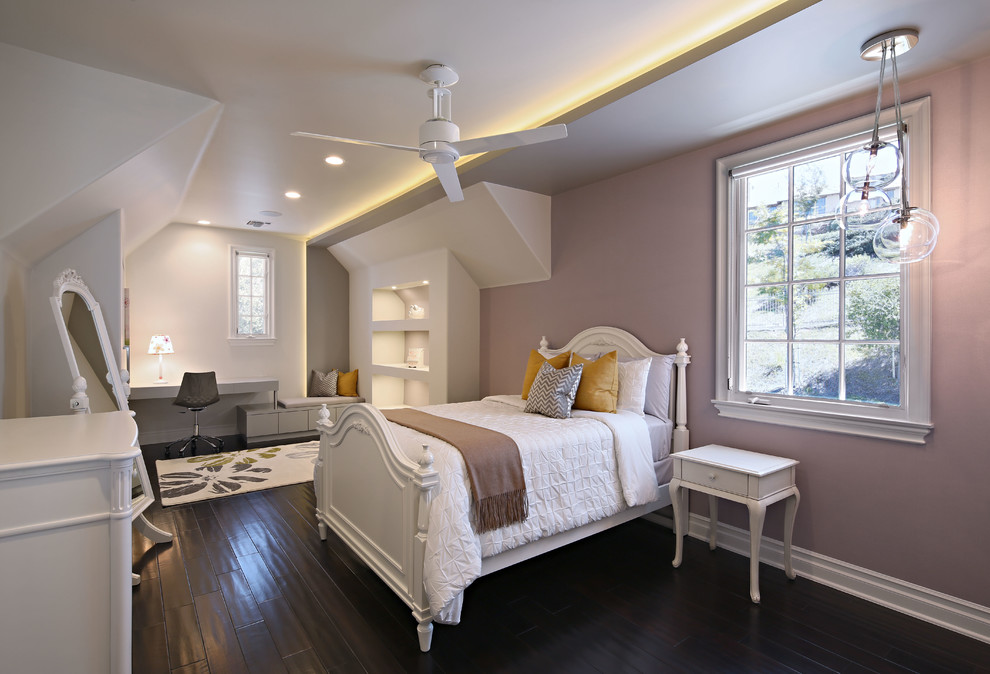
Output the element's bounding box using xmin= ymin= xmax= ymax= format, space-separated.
xmin=837 ymin=36 xmax=900 ymax=231
xmin=846 ymin=29 xmax=939 ymax=263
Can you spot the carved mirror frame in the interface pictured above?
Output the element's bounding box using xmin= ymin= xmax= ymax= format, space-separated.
xmin=50 ymin=268 xmax=130 ymax=414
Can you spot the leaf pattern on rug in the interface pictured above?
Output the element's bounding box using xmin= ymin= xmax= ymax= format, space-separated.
xmin=157 ymin=441 xmax=321 ymax=505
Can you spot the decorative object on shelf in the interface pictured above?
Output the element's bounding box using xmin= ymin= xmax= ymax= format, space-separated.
xmin=147 ymin=334 xmax=174 ymax=384
xmin=838 ymin=28 xmax=939 ymax=263
xmin=407 ymin=347 xmax=425 ymax=368
xmin=408 ymin=304 xmax=425 ymax=319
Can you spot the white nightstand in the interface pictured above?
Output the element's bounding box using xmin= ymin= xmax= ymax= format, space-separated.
xmin=669 ymin=444 xmax=800 ymax=603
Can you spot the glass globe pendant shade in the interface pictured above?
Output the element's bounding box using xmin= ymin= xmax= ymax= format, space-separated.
xmin=836 ymin=186 xmax=893 ymax=229
xmin=844 ymin=141 xmax=901 ymax=190
xmin=873 ymin=207 xmax=940 ymax=263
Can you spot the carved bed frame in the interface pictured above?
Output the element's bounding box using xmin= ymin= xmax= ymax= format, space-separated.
xmin=313 ymin=326 xmax=690 ymax=651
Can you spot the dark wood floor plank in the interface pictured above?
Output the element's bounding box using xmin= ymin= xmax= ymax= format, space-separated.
xmin=186 ymin=553 xmax=221 ymax=597
xmin=158 ymin=559 xmax=193 ymax=610
xmin=217 ymin=569 xmax=264 ymax=629
xmin=133 ymin=623 xmax=170 ymax=674
xmin=283 ymin=648 xmax=330 ymax=674
xmin=205 ymin=535 xmax=242 ymax=575
xmin=132 ymin=572 xmax=165 ymax=630
xmin=242 ymin=518 xmax=298 ymax=579
xmin=271 ymin=569 xmax=363 ymax=672
xmin=164 ymin=603 xmax=207 ymax=670
xmin=179 ymin=526 xmax=210 ymax=562
xmin=198 ymin=514 xmax=228 ymax=542
xmin=171 ymin=661 xmax=210 ymax=674
xmin=236 ymin=621 xmax=289 ymax=674
xmin=171 ymin=506 xmax=201 ymax=533
xmin=229 ymin=532 xmax=260 ymax=558
xmin=195 ymin=590 xmax=250 ymax=674
xmin=133 ymin=467 xmax=990 ymax=674
xmin=238 ymin=552 xmax=282 ymax=603
xmin=213 ymin=498 xmax=250 ymax=539
xmin=257 ymin=596 xmax=314 ymax=659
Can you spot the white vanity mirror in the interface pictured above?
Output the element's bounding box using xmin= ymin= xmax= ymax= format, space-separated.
xmin=51 ymin=269 xmax=172 ymax=571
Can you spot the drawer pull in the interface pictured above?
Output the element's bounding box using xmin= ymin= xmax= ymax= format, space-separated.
xmin=708 ymin=472 xmax=717 ymax=481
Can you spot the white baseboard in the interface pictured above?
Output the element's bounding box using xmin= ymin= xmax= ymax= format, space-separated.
xmin=643 ymin=512 xmax=990 ymax=645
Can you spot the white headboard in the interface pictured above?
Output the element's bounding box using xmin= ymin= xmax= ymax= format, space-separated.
xmin=537 ymin=326 xmax=690 ymax=452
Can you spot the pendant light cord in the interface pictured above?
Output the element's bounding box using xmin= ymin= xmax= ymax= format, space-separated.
xmin=890 ymin=41 xmax=911 ymax=219
xmin=870 ymin=42 xmax=888 ymax=149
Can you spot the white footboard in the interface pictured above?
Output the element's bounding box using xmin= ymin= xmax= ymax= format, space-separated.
xmin=313 ymin=403 xmax=439 ymax=652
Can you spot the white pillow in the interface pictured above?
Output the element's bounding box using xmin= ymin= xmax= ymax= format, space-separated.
xmin=616 ymin=357 xmax=651 ymax=415
xmin=644 ymin=354 xmax=676 ymax=420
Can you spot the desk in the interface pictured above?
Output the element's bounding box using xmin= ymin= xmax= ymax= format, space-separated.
xmin=130 ymin=376 xmax=279 ymax=407
xmin=670 ymin=444 xmax=800 ymax=603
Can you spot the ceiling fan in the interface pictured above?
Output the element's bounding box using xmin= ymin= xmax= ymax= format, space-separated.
xmin=292 ymin=64 xmax=568 ymax=202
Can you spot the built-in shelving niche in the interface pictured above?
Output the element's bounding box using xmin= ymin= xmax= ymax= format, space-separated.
xmin=371 ymin=281 xmax=432 ymax=408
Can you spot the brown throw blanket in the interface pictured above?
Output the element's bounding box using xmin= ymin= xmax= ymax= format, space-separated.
xmin=383 ymin=408 xmax=528 ymax=533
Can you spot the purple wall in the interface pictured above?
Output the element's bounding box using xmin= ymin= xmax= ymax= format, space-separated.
xmin=481 ymin=55 xmax=990 ymax=608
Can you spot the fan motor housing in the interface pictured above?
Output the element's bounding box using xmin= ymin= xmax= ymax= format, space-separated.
xmin=420 ymin=119 xmax=459 ymax=145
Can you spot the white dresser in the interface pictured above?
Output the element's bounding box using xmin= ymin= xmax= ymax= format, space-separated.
xmin=0 ymin=411 xmax=145 ymax=674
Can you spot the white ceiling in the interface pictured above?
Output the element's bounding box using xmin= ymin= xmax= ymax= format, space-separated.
xmin=1 ymin=0 xmax=988 ymax=249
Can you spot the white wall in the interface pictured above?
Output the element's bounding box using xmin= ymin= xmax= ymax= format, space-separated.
xmin=125 ymin=223 xmax=307 ymax=442
xmin=28 ymin=211 xmax=124 ymax=417
xmin=0 ymin=246 xmax=28 ymax=418
xmin=306 ymin=247 xmax=349 ymax=377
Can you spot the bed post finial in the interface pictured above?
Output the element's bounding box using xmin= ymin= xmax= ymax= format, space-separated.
xmin=672 ymin=338 xmax=691 ymax=452
xmin=539 ymin=335 xmax=548 ymax=351
xmin=317 ymin=404 xmax=331 ymax=426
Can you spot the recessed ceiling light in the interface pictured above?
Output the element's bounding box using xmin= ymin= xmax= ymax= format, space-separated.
xmin=285 ymin=191 xmax=301 ymax=199
xmin=197 ymin=219 xmax=211 ymax=225
xmin=325 ymin=156 xmax=344 ymax=166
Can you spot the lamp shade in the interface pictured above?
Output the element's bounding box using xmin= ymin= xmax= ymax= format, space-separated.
xmin=148 ymin=334 xmax=174 ymax=355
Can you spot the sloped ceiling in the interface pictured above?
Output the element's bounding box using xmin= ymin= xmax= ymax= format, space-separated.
xmin=0 ymin=43 xmax=221 ymax=264
xmin=330 ymin=182 xmax=550 ymax=289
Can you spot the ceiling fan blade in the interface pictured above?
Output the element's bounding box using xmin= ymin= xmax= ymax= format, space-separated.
xmin=290 ymin=131 xmax=421 ymax=153
xmin=451 ymin=123 xmax=567 ymax=157
xmin=433 ymin=162 xmax=464 ymax=202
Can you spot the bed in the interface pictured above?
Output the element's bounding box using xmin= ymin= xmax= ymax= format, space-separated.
xmin=313 ymin=326 xmax=690 ymax=651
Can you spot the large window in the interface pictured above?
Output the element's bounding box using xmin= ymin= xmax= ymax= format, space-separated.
xmin=714 ymin=99 xmax=932 ymax=443
xmin=230 ymin=247 xmax=274 ymax=342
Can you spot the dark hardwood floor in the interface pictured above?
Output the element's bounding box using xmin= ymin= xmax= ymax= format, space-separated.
xmin=134 ymin=445 xmax=990 ymax=673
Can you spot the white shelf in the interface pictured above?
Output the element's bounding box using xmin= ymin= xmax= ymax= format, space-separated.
xmin=372 ymin=363 xmax=431 ymax=380
xmin=372 ymin=318 xmax=431 ymax=331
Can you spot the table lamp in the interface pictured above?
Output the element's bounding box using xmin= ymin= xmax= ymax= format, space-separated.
xmin=147 ymin=334 xmax=174 ymax=384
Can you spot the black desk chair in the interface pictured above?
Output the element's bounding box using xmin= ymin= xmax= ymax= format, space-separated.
xmin=164 ymin=371 xmax=224 ymax=458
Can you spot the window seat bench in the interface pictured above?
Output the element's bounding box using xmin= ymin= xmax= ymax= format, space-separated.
xmin=237 ymin=396 xmax=365 ymax=444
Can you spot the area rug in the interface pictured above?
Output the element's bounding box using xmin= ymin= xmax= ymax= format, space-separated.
xmin=156 ymin=440 xmax=320 ymax=506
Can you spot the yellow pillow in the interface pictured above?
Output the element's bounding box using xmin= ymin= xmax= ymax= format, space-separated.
xmin=337 ymin=369 xmax=359 ymax=396
xmin=521 ymin=350 xmax=571 ymax=399
xmin=571 ymin=351 xmax=618 ymax=413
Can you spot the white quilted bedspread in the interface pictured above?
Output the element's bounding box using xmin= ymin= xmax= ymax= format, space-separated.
xmin=390 ymin=395 xmax=657 ymax=624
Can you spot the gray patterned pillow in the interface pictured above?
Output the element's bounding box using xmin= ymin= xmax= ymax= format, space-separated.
xmin=524 ymin=362 xmax=583 ymax=419
xmin=309 ymin=369 xmax=338 ymax=397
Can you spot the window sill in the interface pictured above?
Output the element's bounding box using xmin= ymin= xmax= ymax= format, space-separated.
xmin=228 ymin=337 xmax=276 ymax=347
xmin=712 ymin=399 xmax=932 ymax=444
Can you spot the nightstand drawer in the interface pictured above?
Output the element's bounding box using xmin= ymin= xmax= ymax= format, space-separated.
xmin=680 ymin=461 xmax=749 ymax=496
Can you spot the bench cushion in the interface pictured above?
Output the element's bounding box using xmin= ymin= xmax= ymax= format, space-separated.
xmin=278 ymin=396 xmax=365 ymax=409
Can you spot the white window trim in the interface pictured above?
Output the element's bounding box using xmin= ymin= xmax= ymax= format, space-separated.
xmin=229 ymin=245 xmax=276 ymax=345
xmin=714 ymin=98 xmax=933 ymax=444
